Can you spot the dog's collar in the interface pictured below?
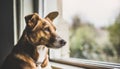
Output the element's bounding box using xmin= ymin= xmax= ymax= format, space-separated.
xmin=36 ymin=61 xmax=42 ymax=66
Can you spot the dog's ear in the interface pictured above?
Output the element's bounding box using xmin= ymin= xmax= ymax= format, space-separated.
xmin=45 ymin=11 xmax=59 ymax=21
xmin=25 ymin=13 xmax=39 ymax=29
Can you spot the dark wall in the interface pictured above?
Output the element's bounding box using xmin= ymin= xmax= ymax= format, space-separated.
xmin=0 ymin=0 xmax=14 ymax=66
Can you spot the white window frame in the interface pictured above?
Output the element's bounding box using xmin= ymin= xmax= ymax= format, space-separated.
xmin=13 ymin=0 xmax=39 ymax=40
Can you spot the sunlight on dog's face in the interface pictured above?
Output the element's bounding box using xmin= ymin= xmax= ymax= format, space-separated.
xmin=25 ymin=12 xmax=66 ymax=48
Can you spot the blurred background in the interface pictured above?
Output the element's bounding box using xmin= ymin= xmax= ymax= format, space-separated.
xmin=63 ymin=0 xmax=120 ymax=63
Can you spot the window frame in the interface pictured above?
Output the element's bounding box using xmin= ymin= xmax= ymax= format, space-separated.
xmin=50 ymin=58 xmax=120 ymax=69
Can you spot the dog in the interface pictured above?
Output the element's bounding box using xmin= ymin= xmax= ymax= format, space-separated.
xmin=1 ymin=11 xmax=66 ymax=69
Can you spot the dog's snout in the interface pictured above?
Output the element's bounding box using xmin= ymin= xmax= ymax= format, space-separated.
xmin=59 ymin=39 xmax=66 ymax=46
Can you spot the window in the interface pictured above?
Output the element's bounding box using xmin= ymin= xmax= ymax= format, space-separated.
xmin=63 ymin=0 xmax=120 ymax=63
xmin=41 ymin=0 xmax=120 ymax=68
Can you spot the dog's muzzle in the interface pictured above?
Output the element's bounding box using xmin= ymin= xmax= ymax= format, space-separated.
xmin=47 ymin=36 xmax=66 ymax=48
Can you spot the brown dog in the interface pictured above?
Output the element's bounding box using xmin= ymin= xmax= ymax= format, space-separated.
xmin=1 ymin=11 xmax=66 ymax=69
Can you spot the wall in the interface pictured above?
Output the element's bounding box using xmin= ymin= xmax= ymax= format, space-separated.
xmin=0 ymin=0 xmax=14 ymax=67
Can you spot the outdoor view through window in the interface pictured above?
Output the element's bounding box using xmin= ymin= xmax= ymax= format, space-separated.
xmin=63 ymin=0 xmax=120 ymax=63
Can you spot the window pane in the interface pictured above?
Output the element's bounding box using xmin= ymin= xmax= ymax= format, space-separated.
xmin=63 ymin=0 xmax=120 ymax=63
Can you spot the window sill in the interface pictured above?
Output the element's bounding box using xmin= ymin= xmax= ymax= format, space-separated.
xmin=50 ymin=61 xmax=84 ymax=69
xmin=50 ymin=58 xmax=120 ymax=69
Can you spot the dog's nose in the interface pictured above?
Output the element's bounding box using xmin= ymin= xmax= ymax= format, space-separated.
xmin=59 ymin=39 xmax=66 ymax=46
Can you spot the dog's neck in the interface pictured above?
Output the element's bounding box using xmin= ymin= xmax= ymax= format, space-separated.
xmin=13 ymin=31 xmax=39 ymax=62
xmin=13 ymin=30 xmax=48 ymax=68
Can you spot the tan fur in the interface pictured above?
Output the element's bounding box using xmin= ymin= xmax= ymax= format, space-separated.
xmin=15 ymin=54 xmax=36 ymax=68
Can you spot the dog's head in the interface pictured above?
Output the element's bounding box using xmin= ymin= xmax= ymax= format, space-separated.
xmin=24 ymin=11 xmax=66 ymax=48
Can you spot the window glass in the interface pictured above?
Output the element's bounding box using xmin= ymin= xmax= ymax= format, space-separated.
xmin=63 ymin=0 xmax=120 ymax=63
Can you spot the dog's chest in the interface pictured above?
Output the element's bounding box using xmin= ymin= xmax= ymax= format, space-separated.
xmin=36 ymin=45 xmax=48 ymax=65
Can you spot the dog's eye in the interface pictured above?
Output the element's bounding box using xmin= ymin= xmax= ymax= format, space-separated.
xmin=44 ymin=27 xmax=50 ymax=32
